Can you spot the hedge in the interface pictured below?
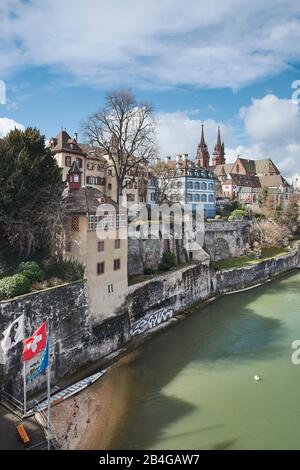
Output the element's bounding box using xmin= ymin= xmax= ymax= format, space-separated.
xmin=0 ymin=274 xmax=31 ymax=299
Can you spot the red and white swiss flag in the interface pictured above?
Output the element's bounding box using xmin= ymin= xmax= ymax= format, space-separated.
xmin=23 ymin=322 xmax=47 ymax=362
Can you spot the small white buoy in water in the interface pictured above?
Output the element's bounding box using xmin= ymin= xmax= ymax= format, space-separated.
xmin=254 ymin=375 xmax=261 ymax=382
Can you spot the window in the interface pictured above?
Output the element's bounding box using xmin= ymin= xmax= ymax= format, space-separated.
xmin=98 ymin=241 xmax=104 ymax=252
xmin=177 ymin=181 xmax=182 ymax=188
xmin=97 ymin=262 xmax=105 ymax=275
xmin=88 ymin=213 xmax=126 ymax=230
xmin=209 ymin=194 xmax=214 ymax=202
xmin=74 ymin=174 xmax=79 ymax=183
xmin=195 ymin=182 xmax=200 ymax=190
xmin=201 ymin=182 xmax=207 ymax=190
xmin=76 ymin=157 xmax=83 ymax=168
xmin=236 ymin=164 xmax=240 ymax=173
xmin=208 ymin=183 xmax=214 ymax=190
xmin=108 ymin=283 xmax=113 ymax=293
xmin=71 ymin=216 xmax=79 ymax=231
xmin=194 ymin=194 xmax=200 ymax=202
xmin=187 ymin=193 xmax=193 ymax=202
xmin=151 ymin=192 xmax=156 ymax=201
xmin=114 ymin=259 xmax=121 ymax=270
xmin=65 ymin=156 xmax=71 ymax=167
xmin=201 ymin=194 xmax=207 ymax=202
xmin=108 ymin=170 xmax=113 ymax=176
xmin=188 ymin=181 xmax=193 ymax=189
xmin=108 ymin=183 xmax=112 ymax=190
xmin=115 ymin=239 xmax=121 ymax=249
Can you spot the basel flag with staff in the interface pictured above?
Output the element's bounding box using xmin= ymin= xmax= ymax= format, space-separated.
xmin=23 ymin=322 xmax=47 ymax=362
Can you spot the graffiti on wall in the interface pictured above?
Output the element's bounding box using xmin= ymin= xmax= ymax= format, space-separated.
xmin=130 ymin=307 xmax=175 ymax=337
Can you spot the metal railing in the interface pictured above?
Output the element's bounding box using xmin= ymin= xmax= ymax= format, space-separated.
xmin=0 ymin=390 xmax=23 ymax=416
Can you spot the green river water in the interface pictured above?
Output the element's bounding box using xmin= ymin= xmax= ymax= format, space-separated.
xmin=107 ymin=271 xmax=300 ymax=450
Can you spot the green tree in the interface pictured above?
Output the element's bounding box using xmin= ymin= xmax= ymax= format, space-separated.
xmin=258 ymin=187 xmax=268 ymax=207
xmin=0 ymin=127 xmax=64 ymax=255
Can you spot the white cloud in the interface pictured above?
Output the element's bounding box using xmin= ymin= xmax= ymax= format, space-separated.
xmin=0 ymin=117 xmax=24 ymax=137
xmin=2 ymin=1 xmax=300 ymax=89
xmin=228 ymin=95 xmax=300 ymax=180
xmin=241 ymin=94 xmax=300 ymax=143
xmin=157 ymin=94 xmax=300 ymax=182
xmin=157 ymin=111 xmax=235 ymax=158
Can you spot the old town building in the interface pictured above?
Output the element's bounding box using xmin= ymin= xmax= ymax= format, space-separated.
xmin=49 ymin=129 xmax=146 ymax=207
xmin=148 ymin=154 xmax=216 ymax=218
xmin=63 ymin=173 xmax=128 ymax=324
xmin=193 ymin=124 xmax=292 ymax=206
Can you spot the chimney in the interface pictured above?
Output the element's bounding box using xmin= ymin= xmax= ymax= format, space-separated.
xmin=176 ymin=154 xmax=182 ymax=162
xmin=74 ymin=132 xmax=78 ymax=142
xmin=164 ymin=156 xmax=171 ymax=164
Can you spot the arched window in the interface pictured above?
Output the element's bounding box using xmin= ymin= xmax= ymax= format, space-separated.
xmin=187 ymin=193 xmax=193 ymax=202
xmin=194 ymin=194 xmax=200 ymax=202
xmin=209 ymin=194 xmax=214 ymax=202
xmin=195 ymin=181 xmax=200 ymax=190
xmin=208 ymin=182 xmax=214 ymax=190
xmin=188 ymin=181 xmax=193 ymax=189
xmin=201 ymin=194 xmax=207 ymax=202
xmin=177 ymin=181 xmax=182 ymax=188
xmin=201 ymin=182 xmax=207 ymax=190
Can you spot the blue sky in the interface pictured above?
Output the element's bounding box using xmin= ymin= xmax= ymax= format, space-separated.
xmin=1 ymin=0 xmax=300 ymax=179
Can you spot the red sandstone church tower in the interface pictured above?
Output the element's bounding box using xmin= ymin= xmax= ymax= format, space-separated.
xmin=212 ymin=126 xmax=225 ymax=166
xmin=196 ymin=124 xmax=210 ymax=169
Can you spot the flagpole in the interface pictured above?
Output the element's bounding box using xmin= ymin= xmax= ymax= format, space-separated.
xmin=47 ymin=322 xmax=51 ymax=450
xmin=23 ymin=319 xmax=26 ymax=416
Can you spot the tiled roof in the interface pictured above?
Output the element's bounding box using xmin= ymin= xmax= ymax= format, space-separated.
xmin=258 ymin=175 xmax=290 ymax=188
xmin=50 ymin=130 xmax=85 ymax=156
xmin=254 ymin=159 xmax=280 ymax=175
xmin=64 ymin=187 xmax=117 ymax=214
xmin=237 ymin=158 xmax=256 ymax=174
xmin=212 ymin=164 xmax=233 ymax=176
xmin=227 ymin=173 xmax=261 ymax=187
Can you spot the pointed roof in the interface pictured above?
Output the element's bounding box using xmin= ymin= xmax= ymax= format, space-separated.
xmin=216 ymin=126 xmax=221 ymax=147
xmin=50 ymin=130 xmax=85 ymax=156
xmin=200 ymin=124 xmax=206 ymax=146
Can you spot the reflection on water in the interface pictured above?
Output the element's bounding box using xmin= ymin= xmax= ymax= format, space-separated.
xmin=107 ymin=271 xmax=300 ymax=450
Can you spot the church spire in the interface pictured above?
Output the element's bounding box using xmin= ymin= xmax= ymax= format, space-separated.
xmin=196 ymin=124 xmax=210 ymax=169
xmin=212 ymin=126 xmax=225 ymax=166
xmin=200 ymin=124 xmax=205 ymax=145
xmin=216 ymin=126 xmax=221 ymax=146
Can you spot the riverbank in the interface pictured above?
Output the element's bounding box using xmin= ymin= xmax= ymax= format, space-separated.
xmin=52 ymin=246 xmax=300 ymax=449
xmin=53 ymin=269 xmax=300 ymax=450
xmin=52 ymin=351 xmax=139 ymax=450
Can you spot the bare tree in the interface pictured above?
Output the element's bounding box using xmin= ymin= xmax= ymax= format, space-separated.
xmin=151 ymin=162 xmax=182 ymax=205
xmin=82 ymin=90 xmax=157 ymax=204
xmin=250 ymin=219 xmax=290 ymax=249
